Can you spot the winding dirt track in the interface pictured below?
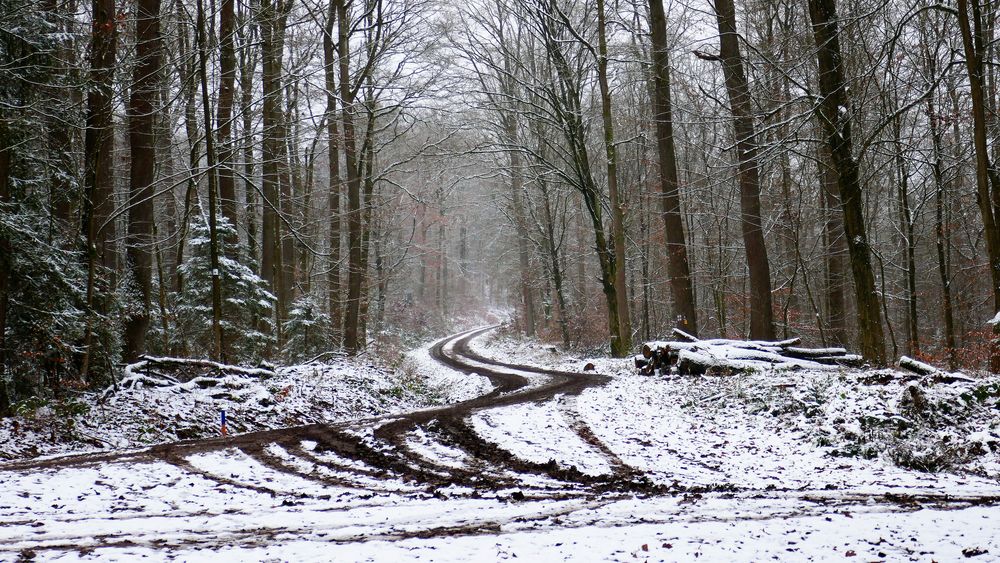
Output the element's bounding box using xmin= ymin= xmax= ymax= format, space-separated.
xmin=3 ymin=326 xmax=1000 ymax=558
xmin=5 ymin=326 xmax=1000 ymax=506
xmin=1 ymin=326 xmax=628 ymax=495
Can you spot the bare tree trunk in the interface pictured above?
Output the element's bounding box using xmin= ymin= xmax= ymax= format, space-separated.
xmin=891 ymin=116 xmax=919 ymax=357
xmin=596 ymin=0 xmax=631 ymax=354
xmin=808 ymin=0 xmax=886 ymax=365
xmin=507 ymin=122 xmax=537 ymax=336
xmin=539 ymin=174 xmax=571 ymax=348
xmin=174 ymin=15 xmax=199 ymax=295
xmin=196 ymin=0 xmax=224 ymax=361
xmin=260 ymin=0 xmax=283 ymax=304
xmin=125 ymin=0 xmax=162 ymax=361
xmin=537 ymin=0 xmax=623 ymax=356
xmin=340 ymin=0 xmax=363 ymax=353
xmin=44 ymin=0 xmax=76 ymax=236
xmin=80 ymin=0 xmax=118 ymax=379
xmin=278 ymin=81 xmax=296 ymax=321
xmin=357 ymin=108 xmax=377 ymax=345
xmin=237 ymin=4 xmax=258 ymax=266
xmin=711 ymin=0 xmax=775 ymax=340
xmin=0 ymin=143 xmax=11 ymax=413
xmin=820 ymin=147 xmax=847 ymax=347
xmin=323 ymin=2 xmax=343 ymax=342
xmin=957 ymin=0 xmax=1000 ymax=372
xmin=927 ymin=90 xmax=958 ymax=368
xmin=648 ymin=0 xmax=697 ymax=335
xmin=216 ymin=0 xmax=239 ymax=246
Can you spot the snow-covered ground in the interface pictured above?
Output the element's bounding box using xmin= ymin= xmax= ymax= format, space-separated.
xmin=2 ymin=327 xmax=1000 ymax=561
xmin=0 ymin=354 xmax=456 ymax=461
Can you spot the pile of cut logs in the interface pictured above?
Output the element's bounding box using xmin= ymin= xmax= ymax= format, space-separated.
xmin=635 ymin=329 xmax=864 ymax=376
xmin=103 ymin=356 xmax=276 ymax=399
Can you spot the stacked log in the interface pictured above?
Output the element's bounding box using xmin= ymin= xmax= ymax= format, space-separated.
xmin=103 ymin=356 xmax=277 ymax=399
xmin=637 ymin=329 xmax=863 ymax=375
xmin=897 ymin=356 xmax=975 ymax=385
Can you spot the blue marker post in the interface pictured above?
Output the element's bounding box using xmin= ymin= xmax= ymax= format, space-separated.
xmin=220 ymin=410 xmax=228 ymax=436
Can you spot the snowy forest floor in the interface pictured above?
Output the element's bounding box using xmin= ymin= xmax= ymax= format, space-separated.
xmin=2 ymin=326 xmax=1000 ymax=561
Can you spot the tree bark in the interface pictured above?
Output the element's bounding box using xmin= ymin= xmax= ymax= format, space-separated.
xmin=596 ymin=0 xmax=632 ymax=355
xmin=539 ymin=171 xmax=571 ymax=348
xmin=261 ymin=0 xmax=291 ymax=345
xmin=808 ymin=0 xmax=886 ymax=365
xmin=323 ymin=2 xmax=343 ymax=342
xmin=506 ymin=119 xmax=537 ymax=337
xmin=216 ymin=0 xmax=239 ymax=246
xmin=648 ymin=0 xmax=697 ymax=335
xmin=927 ymin=89 xmax=958 ymax=369
xmin=537 ymin=0 xmax=623 ymax=356
xmin=237 ymin=4 xmax=258 ymax=265
xmin=174 ymin=12 xmax=199 ymax=296
xmin=340 ymin=0 xmax=363 ymax=354
xmin=196 ymin=0 xmax=224 ymax=361
xmin=125 ymin=0 xmax=162 ymax=361
xmin=712 ymin=0 xmax=775 ymax=340
xmin=0 ymin=142 xmax=11 ymax=413
xmin=957 ymin=0 xmax=1000 ymax=372
xmin=278 ymin=80 xmax=296 ymax=326
xmin=820 ymin=147 xmax=847 ymax=348
xmin=892 ymin=116 xmax=919 ymax=357
xmin=80 ymin=0 xmax=118 ymax=379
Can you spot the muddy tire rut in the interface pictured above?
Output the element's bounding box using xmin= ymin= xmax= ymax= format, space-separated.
xmin=5 ymin=326 xmax=1000 ymax=557
xmin=2 ymin=326 xmax=627 ymax=499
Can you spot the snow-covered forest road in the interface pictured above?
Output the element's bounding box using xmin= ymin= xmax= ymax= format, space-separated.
xmin=2 ymin=327 xmax=1000 ymax=562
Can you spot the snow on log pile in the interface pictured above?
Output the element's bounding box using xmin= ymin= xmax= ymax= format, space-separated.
xmin=635 ymin=328 xmax=864 ymax=375
xmin=896 ymin=355 xmax=975 ymax=382
xmin=109 ymin=355 xmax=276 ymax=397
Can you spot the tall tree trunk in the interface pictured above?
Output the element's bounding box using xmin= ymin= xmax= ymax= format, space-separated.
xmin=340 ymin=0 xmax=363 ymax=353
xmin=538 ymin=0 xmax=622 ymax=356
xmin=125 ymin=0 xmax=162 ymax=361
xmin=820 ymin=147 xmax=847 ymax=347
xmin=196 ymin=0 xmax=224 ymax=361
xmin=216 ymin=0 xmax=239 ymax=245
xmin=0 ymin=142 xmax=11 ymax=413
xmin=278 ymin=80 xmax=296 ymax=323
xmin=957 ymin=0 xmax=1000 ymax=372
xmin=357 ymin=108 xmax=377 ymax=344
xmin=712 ymin=0 xmax=775 ymax=340
xmin=261 ymin=0 xmax=291 ymax=345
xmin=539 ymin=174 xmax=571 ymax=348
xmin=808 ymin=0 xmax=886 ymax=365
xmin=596 ymin=0 xmax=631 ymax=355
xmin=323 ymin=3 xmax=343 ymax=341
xmin=45 ymin=0 xmax=76 ymax=235
xmin=174 ymin=14 xmax=199 ymax=295
xmin=927 ymin=90 xmax=958 ymax=368
xmin=237 ymin=11 xmax=258 ymax=265
xmin=892 ymin=116 xmax=919 ymax=356
xmin=648 ymin=0 xmax=697 ymax=335
xmin=506 ymin=119 xmax=536 ymax=337
xmin=80 ymin=0 xmax=118 ymax=379
xmin=261 ymin=0 xmax=281 ymax=301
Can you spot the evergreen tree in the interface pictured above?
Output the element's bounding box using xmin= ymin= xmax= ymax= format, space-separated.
xmin=175 ymin=214 xmax=275 ymax=363
xmin=0 ymin=1 xmax=111 ymax=409
xmin=281 ymin=294 xmax=332 ymax=363
xmin=0 ymin=201 xmax=91 ymax=406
